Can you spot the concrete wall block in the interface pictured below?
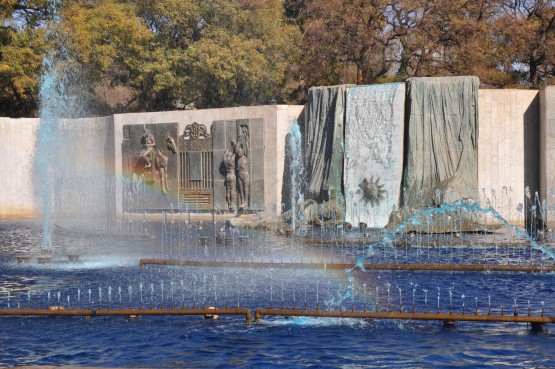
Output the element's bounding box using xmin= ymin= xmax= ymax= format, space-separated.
xmin=540 ymin=86 xmax=555 ymax=227
xmin=478 ymin=89 xmax=539 ymax=224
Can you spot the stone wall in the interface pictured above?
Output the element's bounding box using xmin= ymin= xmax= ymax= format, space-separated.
xmin=477 ymin=89 xmax=540 ymax=224
xmin=54 ymin=116 xmax=114 ymax=225
xmin=0 ymin=117 xmax=39 ymax=219
xmin=540 ymin=86 xmax=555 ymax=228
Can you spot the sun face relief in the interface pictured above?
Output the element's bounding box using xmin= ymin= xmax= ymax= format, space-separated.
xmin=358 ymin=175 xmax=387 ymax=207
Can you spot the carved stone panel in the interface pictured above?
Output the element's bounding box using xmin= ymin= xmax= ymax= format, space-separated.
xmin=122 ymin=123 xmax=178 ymax=211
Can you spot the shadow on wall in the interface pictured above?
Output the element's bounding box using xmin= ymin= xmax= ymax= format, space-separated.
xmin=524 ymin=93 xmax=541 ymax=231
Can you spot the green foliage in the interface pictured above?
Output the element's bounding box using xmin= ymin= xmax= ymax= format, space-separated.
xmin=4 ymin=0 xmax=555 ymax=116
xmin=134 ymin=0 xmax=300 ymax=110
xmin=0 ymin=0 xmax=50 ymax=116
xmin=53 ymin=0 xmax=153 ymax=113
xmin=0 ymin=26 xmax=45 ymax=116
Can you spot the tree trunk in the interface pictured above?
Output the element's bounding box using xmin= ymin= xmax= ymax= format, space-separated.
xmin=356 ymin=64 xmax=363 ymax=84
xmin=529 ymin=56 xmax=539 ymax=87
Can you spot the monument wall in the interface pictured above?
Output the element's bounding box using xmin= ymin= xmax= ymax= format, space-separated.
xmin=305 ymin=85 xmax=351 ymax=206
xmin=339 ymin=84 xmax=539 ymax=226
xmin=0 ymin=105 xmax=303 ymax=219
xmin=0 ymin=115 xmax=115 ymax=223
xmin=0 ymin=87 xmax=551 ymax=226
xmin=402 ymin=77 xmax=479 ymax=208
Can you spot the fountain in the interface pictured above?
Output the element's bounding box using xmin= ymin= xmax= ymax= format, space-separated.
xmin=288 ymin=120 xmax=304 ymax=232
xmin=2 ymin=48 xmax=555 ymax=367
xmin=3 ymin=156 xmax=555 ymax=367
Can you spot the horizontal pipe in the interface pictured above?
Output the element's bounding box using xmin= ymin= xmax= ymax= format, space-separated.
xmin=0 ymin=307 xmax=551 ymax=327
xmin=358 ymin=264 xmax=555 ymax=272
xmin=139 ymin=258 xmax=555 ymax=272
xmin=254 ymin=308 xmax=555 ymax=324
xmin=0 ymin=307 xmax=252 ymax=322
xmin=302 ymin=239 xmax=555 ymax=247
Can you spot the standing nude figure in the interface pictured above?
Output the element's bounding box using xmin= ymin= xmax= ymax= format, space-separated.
xmin=223 ymin=140 xmax=237 ymax=212
xmin=236 ymin=146 xmax=250 ymax=210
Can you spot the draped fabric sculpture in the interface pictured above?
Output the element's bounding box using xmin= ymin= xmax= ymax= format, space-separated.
xmin=305 ymin=85 xmax=351 ymax=206
xmin=402 ymin=76 xmax=479 ymax=208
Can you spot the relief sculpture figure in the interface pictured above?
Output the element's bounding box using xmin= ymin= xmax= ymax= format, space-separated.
xmin=222 ymin=140 xmax=237 ymax=212
xmin=129 ymin=130 xmax=177 ymax=195
xmin=140 ymin=129 xmax=156 ymax=169
xmin=236 ymin=146 xmax=250 ymax=210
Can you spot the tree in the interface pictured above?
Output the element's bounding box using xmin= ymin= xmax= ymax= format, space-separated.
xmin=0 ymin=26 xmax=45 ymax=116
xmin=0 ymin=0 xmax=51 ymax=28
xmin=8 ymin=0 xmax=555 ymax=116
xmin=283 ymin=0 xmax=307 ymax=27
xmin=0 ymin=0 xmax=49 ymax=116
xmin=497 ymin=0 xmax=555 ymax=87
xmin=298 ymin=0 xmax=519 ymax=89
xmin=134 ymin=0 xmax=301 ymax=110
xmin=384 ymin=0 xmax=431 ymax=80
xmin=412 ymin=0 xmax=510 ymax=86
xmin=302 ymin=0 xmax=391 ymax=86
xmin=56 ymin=0 xmax=153 ymax=114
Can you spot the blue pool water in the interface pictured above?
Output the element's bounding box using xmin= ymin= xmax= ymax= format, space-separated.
xmin=0 ymin=220 xmax=554 ymax=368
